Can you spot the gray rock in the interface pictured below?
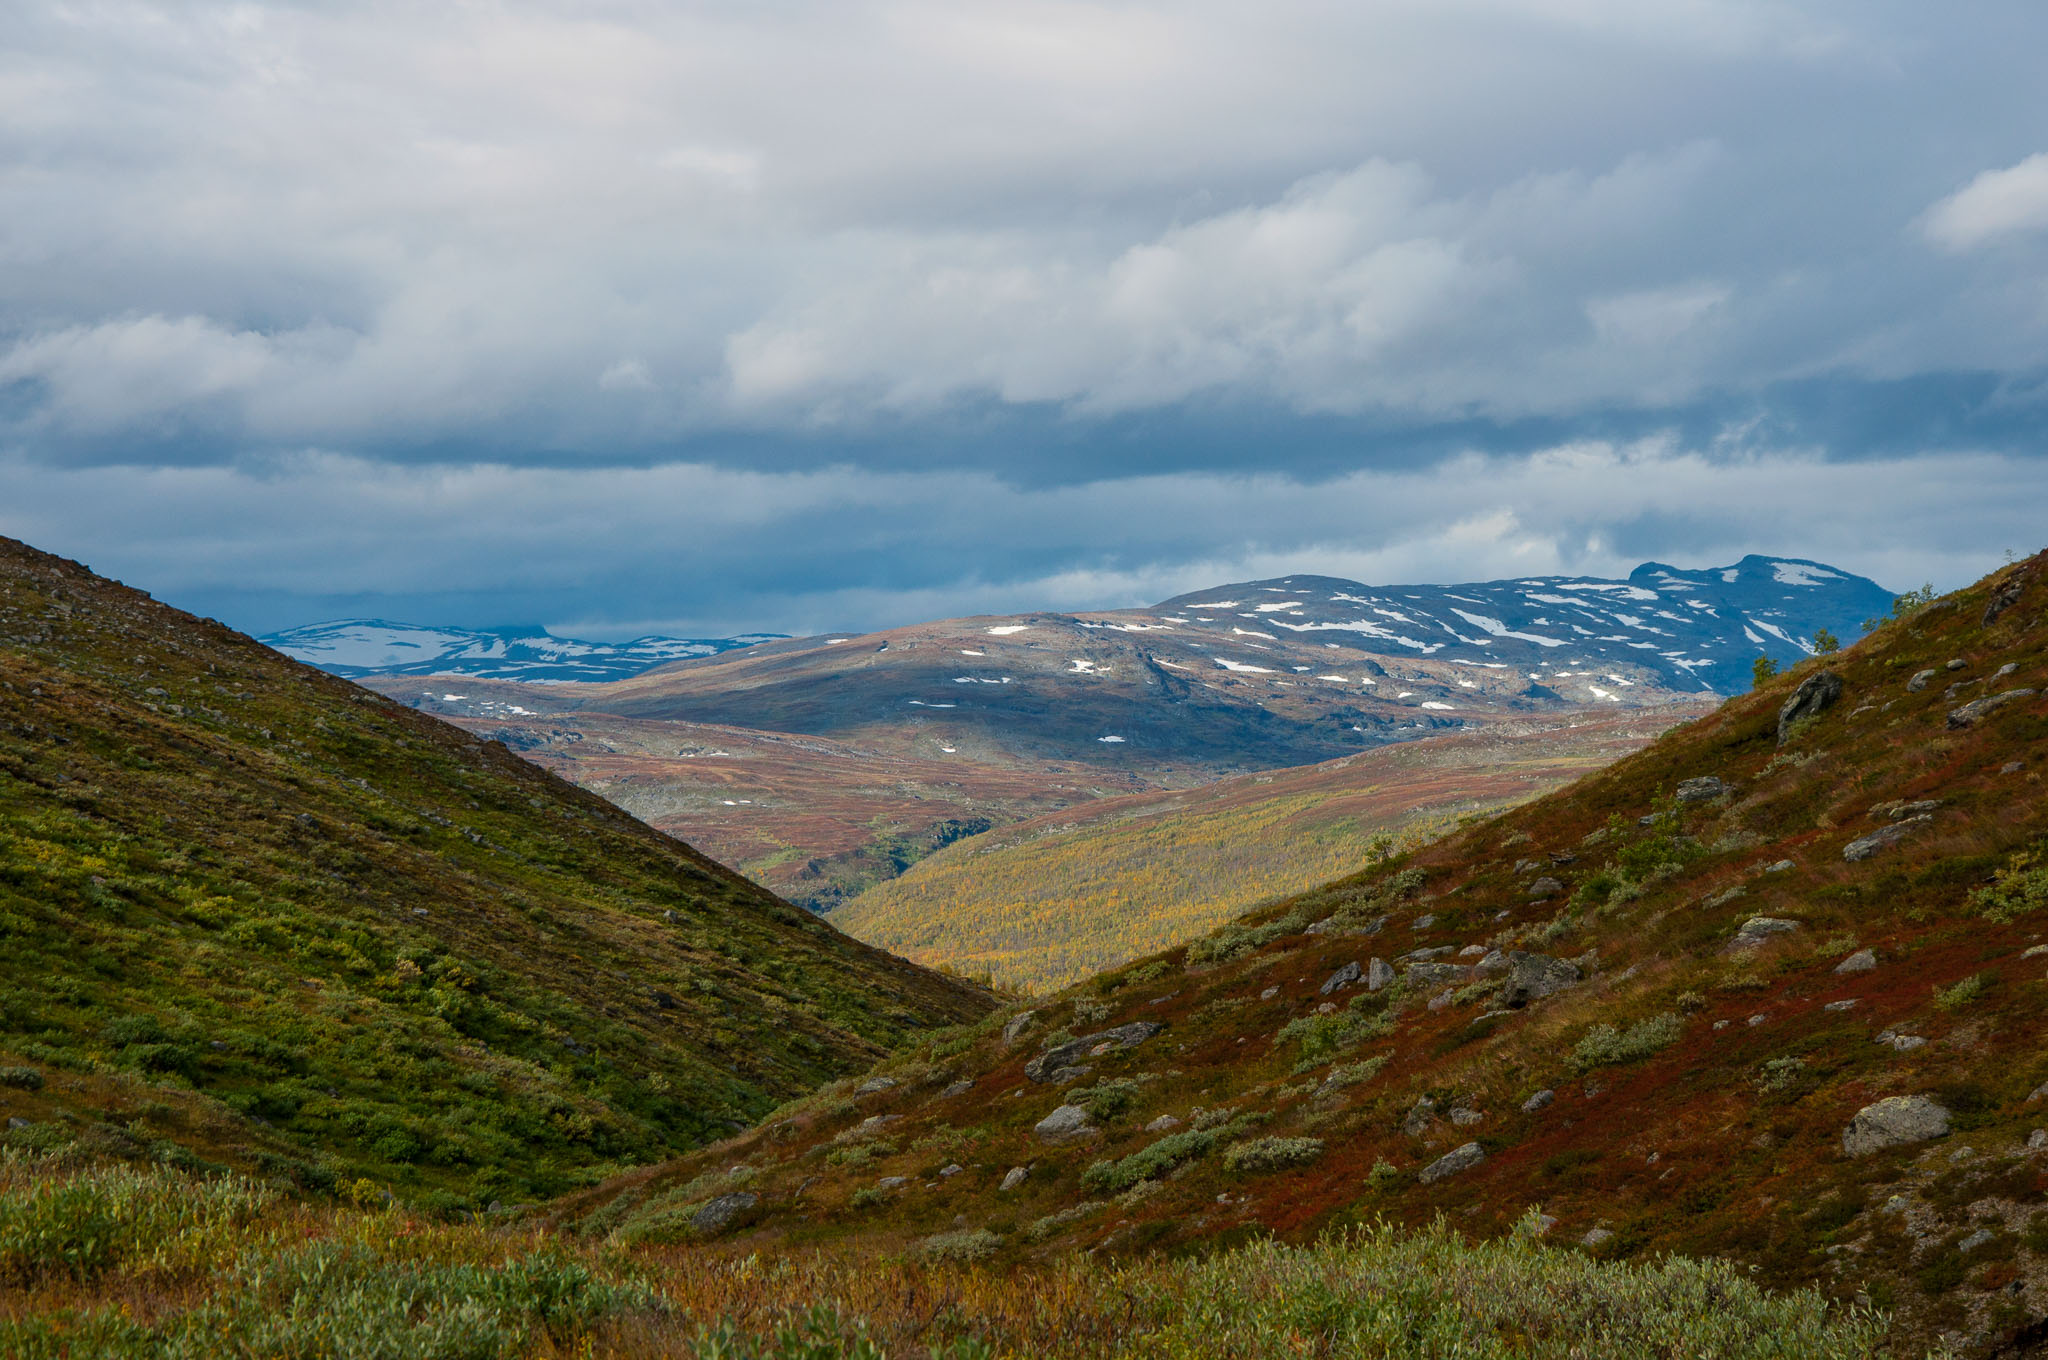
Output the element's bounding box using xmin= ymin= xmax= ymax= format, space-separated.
xmin=6 ymin=1116 xmax=30 ymax=1131
xmin=1419 ymin=1142 xmax=1486 ymax=1184
xmin=1824 ymin=999 xmax=1859 ymax=1012
xmin=1319 ymin=962 xmax=1362 ymax=995
xmin=1995 ymin=662 xmax=2020 ymax=679
xmin=1522 ymin=1089 xmax=1554 ymax=1113
xmin=1948 ymin=688 xmax=2037 ymax=730
xmin=2029 ymin=1130 xmax=2047 ymax=1151
xmin=1907 ymin=668 xmax=1937 ymax=692
xmin=1024 ymin=1022 xmax=1163 ymax=1083
xmin=1676 ymin=776 xmax=1729 ymax=803
xmin=1843 ymin=1095 xmax=1951 ymax=1156
xmin=1984 ymin=571 xmax=2030 ymax=626
xmin=1959 ymin=1228 xmax=1996 ymax=1253
xmin=1259 ymin=986 xmax=1279 ymax=1000
xmin=2005 ymin=761 xmax=2027 ymax=775
xmin=1727 ymin=917 xmax=1801 ymax=952
xmin=1402 ymin=1096 xmax=1437 ymax=1136
xmin=999 ymin=1166 xmax=1028 ymax=1191
xmin=1778 ymin=670 xmax=1844 ymax=744
xmin=1449 ymin=1107 xmax=1484 ymax=1125
xmin=1399 ymin=945 xmax=1457 ymax=962
xmin=856 ymin=1076 xmax=897 ymax=1095
xmin=1513 ymin=857 xmax=1542 ymax=874
xmin=1526 ymin=876 xmax=1564 ymax=901
xmin=1049 ymin=1065 xmax=1092 ymax=1084
xmin=1582 ymin=1227 xmax=1615 ymax=1248
xmin=1412 ymin=914 xmax=1437 ymax=930
xmin=1762 ymin=859 xmax=1795 ymax=873
xmin=1001 ymin=1010 xmax=1038 ymax=1046
xmin=1033 ymin=1104 xmax=1099 ymax=1145
xmin=1406 ymin=961 xmax=1465 ymax=987
xmin=1303 ymin=918 xmax=1333 ymax=935
xmin=1875 ymin=1030 xmax=1928 ymax=1053
xmin=1834 ymin=949 xmax=1877 ymax=974
xmin=1500 ymin=951 xmax=1581 ymax=1008
xmin=940 ymin=1164 xmax=963 ymax=1177
xmin=1144 ymin=1114 xmax=1181 ymax=1133
xmin=1473 ymin=949 xmax=1511 ymax=978
xmin=940 ymin=1079 xmax=974 ymax=1099
xmin=876 ymin=1176 xmax=908 ymax=1189
xmin=1843 ymin=816 xmax=1932 ymax=862
xmin=689 ymin=1192 xmax=759 ymax=1236
xmin=1366 ymin=957 xmax=1395 ymax=991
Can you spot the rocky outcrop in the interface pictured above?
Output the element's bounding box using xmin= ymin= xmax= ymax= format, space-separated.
xmin=1499 ymin=952 xmax=1581 ymax=1008
xmin=1834 ymin=949 xmax=1877 ymax=974
xmin=1778 ymin=670 xmax=1842 ymax=744
xmin=1726 ymin=917 xmax=1801 ymax=952
xmin=1842 ymin=1095 xmax=1950 ymax=1156
xmin=1419 ymin=1142 xmax=1486 ymax=1184
xmin=690 ymin=1192 xmax=759 ymax=1236
xmin=1319 ymin=962 xmax=1361 ymax=995
xmin=1001 ymin=1011 xmax=1038 ymax=1046
xmin=1983 ymin=569 xmax=2030 ymax=626
xmin=1366 ymin=957 xmax=1395 ymax=991
xmin=1033 ymin=1105 xmax=1098 ymax=1145
xmin=1947 ymin=689 xmax=2037 ymax=730
xmin=1675 ymin=776 xmax=1729 ymax=803
xmin=1843 ymin=817 xmax=1932 ymax=862
xmin=1024 ymin=1022 xmax=1162 ymax=1083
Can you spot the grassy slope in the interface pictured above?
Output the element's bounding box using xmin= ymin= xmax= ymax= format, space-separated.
xmin=564 ymin=551 xmax=2048 ymax=1356
xmin=0 ymin=537 xmax=990 ymax=1210
xmin=835 ymin=706 xmax=1709 ymax=993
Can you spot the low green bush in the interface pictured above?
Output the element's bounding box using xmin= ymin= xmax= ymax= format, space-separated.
xmin=1569 ymin=1013 xmax=1684 ymax=1074
xmin=0 ymin=1066 xmax=43 ymax=1091
xmin=1221 ymin=1137 xmax=1324 ymax=1175
xmin=1081 ymin=1129 xmax=1216 ymax=1194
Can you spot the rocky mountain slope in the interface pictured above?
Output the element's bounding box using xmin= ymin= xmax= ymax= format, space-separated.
xmin=558 ymin=550 xmax=2045 ymax=1356
xmin=837 ymin=704 xmax=1711 ymax=993
xmin=262 ymin=618 xmax=782 ymax=683
xmin=0 ymin=536 xmax=990 ymax=1210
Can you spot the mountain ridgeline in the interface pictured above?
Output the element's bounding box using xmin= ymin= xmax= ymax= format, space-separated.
xmin=0 ymin=536 xmax=990 ymax=1209
xmin=262 ymin=619 xmax=784 ymax=684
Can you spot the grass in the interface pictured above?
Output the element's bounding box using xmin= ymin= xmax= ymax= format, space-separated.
xmin=0 ymin=1154 xmax=1894 ymax=1359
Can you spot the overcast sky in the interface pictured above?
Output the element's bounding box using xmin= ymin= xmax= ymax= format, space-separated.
xmin=4 ymin=1 xmax=2047 ymax=638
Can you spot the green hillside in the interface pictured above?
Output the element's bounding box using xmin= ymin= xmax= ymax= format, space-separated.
xmin=0 ymin=536 xmax=991 ymax=1211
xmin=563 ymin=550 xmax=2047 ymax=1356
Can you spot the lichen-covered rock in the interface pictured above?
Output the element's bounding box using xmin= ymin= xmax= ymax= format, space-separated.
xmin=1001 ymin=1011 xmax=1038 ymax=1046
xmin=1000 ymin=1166 xmax=1028 ymax=1191
xmin=1024 ymin=1022 xmax=1162 ymax=1083
xmin=690 ymin=1192 xmax=759 ymax=1236
xmin=1834 ymin=949 xmax=1877 ymax=974
xmin=1033 ymin=1104 xmax=1099 ymax=1145
xmin=1522 ymin=1089 xmax=1554 ymax=1113
xmin=1367 ymin=957 xmax=1395 ymax=991
xmin=1318 ymin=962 xmax=1361 ymax=995
xmin=1675 ymin=776 xmax=1729 ymax=803
xmin=1500 ymin=951 xmax=1580 ymax=1008
xmin=1948 ymin=688 xmax=2037 ymax=730
xmin=1843 ymin=817 xmax=1931 ymax=862
xmin=1526 ymin=876 xmax=1564 ymax=900
xmin=1406 ymin=961 xmax=1465 ymax=987
xmin=1726 ymin=917 xmax=1801 ymax=952
xmin=940 ymin=1079 xmax=974 ymax=1099
xmin=1907 ymin=668 xmax=1937 ymax=692
xmin=855 ymin=1076 xmax=897 ymax=1094
xmin=1778 ymin=669 xmax=1843 ymax=744
xmin=1419 ymin=1142 xmax=1485 ymax=1184
xmin=1843 ymin=1095 xmax=1951 ymax=1156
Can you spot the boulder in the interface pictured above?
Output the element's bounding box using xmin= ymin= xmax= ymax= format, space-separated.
xmin=1000 ymin=1166 xmax=1028 ymax=1191
xmin=689 ymin=1192 xmax=759 ymax=1236
xmin=1001 ymin=1011 xmax=1038 ymax=1046
xmin=1473 ymin=949 xmax=1511 ymax=978
xmin=1834 ymin=949 xmax=1877 ymax=974
xmin=1777 ymin=670 xmax=1843 ymax=744
xmin=1402 ymin=1096 xmax=1437 ymax=1136
xmin=1366 ymin=958 xmax=1395 ymax=991
xmin=1318 ymin=962 xmax=1362 ymax=996
xmin=1983 ymin=569 xmax=2030 ymax=626
xmin=1500 ymin=951 xmax=1581 ymax=1008
xmin=1675 ymin=776 xmax=1729 ymax=803
xmin=1948 ymin=689 xmax=2038 ymax=730
xmin=1521 ymin=1089 xmax=1554 ymax=1113
xmin=940 ymin=1079 xmax=974 ymax=1099
xmin=1419 ymin=1142 xmax=1486 ymax=1184
xmin=1024 ymin=1022 xmax=1162 ymax=1083
xmin=1842 ymin=1095 xmax=1950 ymax=1156
xmin=1843 ymin=817 xmax=1932 ymax=862
xmin=1449 ymin=1107 xmax=1484 ymax=1125
xmin=1582 ymin=1227 xmax=1615 ymax=1248
xmin=855 ymin=1076 xmax=897 ymax=1095
xmin=1144 ymin=1114 xmax=1181 ymax=1133
xmin=1033 ymin=1105 xmax=1099 ymax=1146
xmin=1726 ymin=917 xmax=1801 ymax=952
xmin=1406 ymin=961 xmax=1464 ymax=987
xmin=1526 ymin=877 xmax=1564 ymax=901
xmin=1412 ymin=914 xmax=1437 ymax=930
xmin=1907 ymin=668 xmax=1937 ymax=692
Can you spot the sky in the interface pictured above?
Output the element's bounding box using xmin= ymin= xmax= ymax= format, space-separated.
xmin=3 ymin=1 xmax=2047 ymax=640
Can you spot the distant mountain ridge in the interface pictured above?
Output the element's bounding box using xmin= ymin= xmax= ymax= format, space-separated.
xmin=1155 ymin=555 xmax=1894 ymax=697
xmin=262 ymin=619 xmax=784 ymax=683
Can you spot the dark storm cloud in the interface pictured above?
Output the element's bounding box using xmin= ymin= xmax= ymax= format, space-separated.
xmin=2 ymin=1 xmax=2047 ymax=633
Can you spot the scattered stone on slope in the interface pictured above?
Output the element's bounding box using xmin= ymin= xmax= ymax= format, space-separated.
xmin=1526 ymin=876 xmax=1564 ymax=901
xmin=1419 ymin=1142 xmax=1486 ymax=1184
xmin=1024 ymin=1022 xmax=1163 ymax=1083
xmin=1726 ymin=917 xmax=1801 ymax=952
xmin=855 ymin=1076 xmax=897 ymax=1094
xmin=1676 ymin=776 xmax=1729 ymax=803
xmin=1843 ymin=1095 xmax=1951 ymax=1156
xmin=1367 ymin=958 xmax=1395 ymax=991
xmin=1947 ymin=658 xmax=1966 ymax=671
xmin=1473 ymin=949 xmax=1510 ymax=978
xmin=1500 ymin=952 xmax=1581 ymax=1008
xmin=1777 ymin=669 xmax=1843 ymax=744
xmin=1318 ymin=962 xmax=1361 ymax=995
xmin=1449 ymin=1106 xmax=1484 ymax=1125
xmin=1033 ymin=1105 xmax=1099 ymax=1146
xmin=1407 ymin=961 xmax=1465 ymax=987
xmin=690 ymin=1192 xmax=759 ymax=1236
xmin=1582 ymin=1227 xmax=1615 ymax=1248
xmin=1983 ymin=568 xmax=2031 ymax=626
xmin=1876 ymin=1030 xmax=1928 ymax=1053
xmin=1000 ymin=1166 xmax=1028 ymax=1191
xmin=1948 ymin=689 xmax=2038 ymax=730
xmin=1843 ymin=816 xmax=1932 ymax=862
xmin=1835 ymin=950 xmax=1877 ymax=974
xmin=1513 ymin=857 xmax=1542 ymax=874
xmin=1402 ymin=1097 xmax=1437 ymax=1136
xmin=1522 ymin=1089 xmax=1554 ymax=1113
xmin=1907 ymin=668 xmax=1937 ymax=692
xmin=1002 ymin=1011 xmax=1038 ymax=1046
xmin=1145 ymin=1114 xmax=1181 ymax=1133
xmin=940 ymin=1079 xmax=974 ymax=1099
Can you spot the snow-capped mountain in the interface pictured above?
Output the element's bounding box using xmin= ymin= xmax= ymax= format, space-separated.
xmin=262 ymin=620 xmax=784 ymax=683
xmin=1155 ymin=555 xmax=1895 ymax=696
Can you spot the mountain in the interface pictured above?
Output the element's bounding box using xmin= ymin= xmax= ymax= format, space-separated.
xmin=262 ymin=619 xmax=784 ymax=683
xmin=834 ymin=703 xmax=1711 ymax=993
xmin=559 ymin=549 xmax=2046 ymax=1355
xmin=0 ymin=536 xmax=990 ymax=1209
xmin=1154 ymin=554 xmax=1895 ymax=697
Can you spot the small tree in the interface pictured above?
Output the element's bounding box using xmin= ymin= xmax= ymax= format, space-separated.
xmin=1751 ymin=655 xmax=1779 ymax=689
xmin=1811 ymin=628 xmax=1839 ymax=655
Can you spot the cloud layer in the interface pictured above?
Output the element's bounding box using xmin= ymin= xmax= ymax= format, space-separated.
xmin=2 ymin=1 xmax=2046 ymax=631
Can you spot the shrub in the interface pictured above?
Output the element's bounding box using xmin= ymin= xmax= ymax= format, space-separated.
xmin=918 ymin=1228 xmax=1002 ymax=1263
xmin=1024 ymin=1201 xmax=1105 ymax=1243
xmin=1278 ymin=1010 xmax=1392 ymax=1072
xmin=1752 ymin=656 xmax=1779 ymax=689
xmin=1222 ymin=1137 xmax=1324 ymax=1175
xmin=825 ymin=1139 xmax=898 ymax=1170
xmin=1933 ymin=974 xmax=1989 ymax=1012
xmin=1974 ymin=843 xmax=2048 ymax=924
xmin=849 ymin=1186 xmax=886 ymax=1210
xmin=0 ymin=1067 xmax=43 ymax=1092
xmin=1366 ymin=1158 xmax=1402 ymax=1189
xmin=1070 ymin=997 xmax=1112 ymax=1027
xmin=1081 ymin=1130 xmax=1216 ymax=1194
xmin=1070 ymin=1079 xmax=1140 ymax=1121
xmin=1569 ymin=1013 xmax=1684 ymax=1074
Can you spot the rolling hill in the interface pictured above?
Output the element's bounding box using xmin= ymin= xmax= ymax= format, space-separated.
xmin=261 ymin=618 xmax=783 ymax=683
xmin=559 ymin=549 xmax=2047 ymax=1355
xmin=0 ymin=535 xmax=990 ymax=1210
xmin=835 ymin=704 xmax=1712 ymax=993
